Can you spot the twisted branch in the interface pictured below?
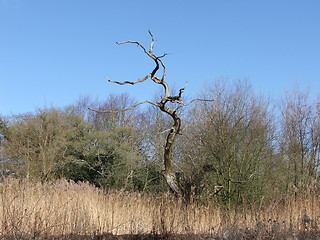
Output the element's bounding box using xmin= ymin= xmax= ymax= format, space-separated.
xmin=108 ymin=31 xmax=169 ymax=93
xmin=107 ymin=74 xmax=151 ymax=85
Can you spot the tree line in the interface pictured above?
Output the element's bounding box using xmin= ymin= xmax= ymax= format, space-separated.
xmin=1 ymin=81 xmax=319 ymax=208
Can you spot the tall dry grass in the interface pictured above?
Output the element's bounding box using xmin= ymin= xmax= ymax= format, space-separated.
xmin=0 ymin=177 xmax=319 ymax=239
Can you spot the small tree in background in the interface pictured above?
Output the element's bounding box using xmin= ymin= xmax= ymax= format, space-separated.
xmin=1 ymin=110 xmax=69 ymax=179
xmin=178 ymin=80 xmax=276 ymax=207
xmin=279 ymin=89 xmax=320 ymax=191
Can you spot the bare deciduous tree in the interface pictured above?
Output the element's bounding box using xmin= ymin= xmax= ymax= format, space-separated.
xmin=280 ymin=89 xmax=320 ymax=190
xmin=178 ymin=80 xmax=275 ymax=207
xmin=90 ymin=32 xmax=209 ymax=195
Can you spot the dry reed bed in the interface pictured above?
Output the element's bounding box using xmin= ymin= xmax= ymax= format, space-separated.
xmin=0 ymin=178 xmax=319 ymax=239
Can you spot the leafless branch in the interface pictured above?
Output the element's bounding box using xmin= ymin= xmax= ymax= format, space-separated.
xmin=148 ymin=30 xmax=156 ymax=53
xmin=110 ymin=31 xmax=168 ymax=88
xmin=116 ymin=40 xmax=151 ymax=58
xmin=157 ymin=53 xmax=168 ymax=59
xmin=89 ymin=100 xmax=159 ymax=113
xmin=106 ymin=74 xmax=151 ymax=85
xmin=176 ymin=99 xmax=214 ymax=110
xmin=157 ymin=58 xmax=166 ymax=82
xmin=160 ymin=128 xmax=173 ymax=135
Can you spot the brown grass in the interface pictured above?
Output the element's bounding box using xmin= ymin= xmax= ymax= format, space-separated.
xmin=0 ymin=177 xmax=320 ymax=239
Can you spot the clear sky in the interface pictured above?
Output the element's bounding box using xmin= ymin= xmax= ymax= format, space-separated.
xmin=1 ymin=0 xmax=320 ymax=115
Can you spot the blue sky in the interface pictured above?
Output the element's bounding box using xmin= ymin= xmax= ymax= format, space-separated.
xmin=1 ymin=1 xmax=320 ymax=115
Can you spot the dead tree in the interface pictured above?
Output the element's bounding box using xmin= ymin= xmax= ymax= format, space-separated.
xmin=90 ymin=32 xmax=210 ymax=195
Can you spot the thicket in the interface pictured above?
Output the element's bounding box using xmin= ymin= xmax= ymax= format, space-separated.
xmin=0 ymin=80 xmax=320 ymax=208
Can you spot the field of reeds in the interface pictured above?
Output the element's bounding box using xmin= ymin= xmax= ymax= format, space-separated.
xmin=0 ymin=177 xmax=320 ymax=240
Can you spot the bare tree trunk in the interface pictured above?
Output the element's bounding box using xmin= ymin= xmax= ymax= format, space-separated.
xmin=159 ymin=103 xmax=183 ymax=195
